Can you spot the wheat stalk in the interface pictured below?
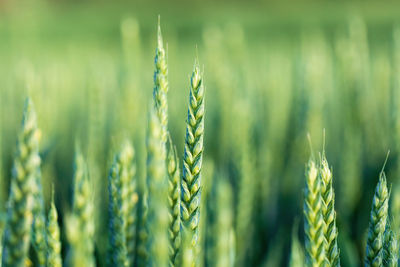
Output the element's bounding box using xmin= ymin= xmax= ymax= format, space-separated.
xmin=146 ymin=108 xmax=169 ymax=267
xmin=46 ymin=188 xmax=62 ymax=267
xmin=65 ymin=147 xmax=95 ymax=267
xmin=365 ymin=171 xmax=389 ymax=267
xmin=319 ymin=153 xmax=340 ymax=266
xmin=304 ymin=159 xmax=325 ymax=267
xmin=180 ymin=60 xmax=205 ymax=266
xmin=2 ymin=98 xmax=41 ymax=267
xmin=167 ymin=134 xmax=181 ymax=266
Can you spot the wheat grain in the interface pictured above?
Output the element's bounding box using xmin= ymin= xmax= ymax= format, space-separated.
xmin=2 ymin=98 xmax=41 ymax=267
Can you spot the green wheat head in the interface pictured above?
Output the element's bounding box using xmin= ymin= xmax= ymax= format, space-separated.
xmin=181 ymin=60 xmax=205 ymax=266
xmin=303 ymin=159 xmax=325 ymax=267
xmin=107 ymin=154 xmax=129 ymax=267
xmin=31 ymin=171 xmax=47 ymax=267
xmin=146 ymin=108 xmax=169 ymax=267
xmin=115 ymin=141 xmax=138 ymax=267
xmin=2 ymin=98 xmax=41 ymax=267
xmin=167 ymin=134 xmax=181 ymax=266
xmin=383 ymin=222 xmax=398 ymax=267
xmin=365 ymin=171 xmax=389 ymax=267
xmin=65 ymin=148 xmax=95 ymax=267
xmin=46 ymin=189 xmax=62 ymax=267
xmin=153 ymin=17 xmax=169 ymax=144
xmin=320 ymin=154 xmax=340 ymax=266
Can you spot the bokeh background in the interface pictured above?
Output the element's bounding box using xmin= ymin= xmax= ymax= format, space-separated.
xmin=1 ymin=0 xmax=400 ymax=266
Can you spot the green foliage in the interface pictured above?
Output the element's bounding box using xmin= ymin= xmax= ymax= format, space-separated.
xmin=383 ymin=223 xmax=398 ymax=267
xmin=2 ymin=98 xmax=41 ymax=267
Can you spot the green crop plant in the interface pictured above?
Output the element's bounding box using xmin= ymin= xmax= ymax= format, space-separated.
xmin=167 ymin=134 xmax=181 ymax=266
xmin=365 ymin=170 xmax=389 ymax=267
xmin=46 ymin=188 xmax=62 ymax=267
xmin=319 ymin=153 xmax=340 ymax=266
xmin=107 ymin=154 xmax=129 ymax=267
xmin=65 ymin=147 xmax=95 ymax=267
xmin=2 ymin=98 xmax=41 ymax=267
xmin=180 ymin=60 xmax=205 ymax=266
xmin=31 ymin=171 xmax=47 ymax=267
xmin=145 ymin=108 xmax=169 ymax=267
xmin=303 ymin=158 xmax=325 ymax=267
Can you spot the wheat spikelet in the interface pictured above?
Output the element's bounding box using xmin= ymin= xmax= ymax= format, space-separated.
xmin=2 ymin=98 xmax=41 ymax=267
xmin=319 ymin=154 xmax=340 ymax=267
xmin=304 ymin=159 xmax=325 ymax=267
xmin=180 ymin=60 xmax=205 ymax=266
xmin=146 ymin=108 xmax=169 ymax=267
xmin=167 ymin=134 xmax=181 ymax=266
xmin=365 ymin=171 xmax=389 ymax=267
xmin=46 ymin=188 xmax=62 ymax=267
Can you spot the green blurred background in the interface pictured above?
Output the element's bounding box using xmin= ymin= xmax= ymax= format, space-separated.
xmin=2 ymin=0 xmax=400 ymax=266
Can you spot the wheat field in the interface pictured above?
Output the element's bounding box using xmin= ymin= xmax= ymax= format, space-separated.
xmin=1 ymin=0 xmax=400 ymax=266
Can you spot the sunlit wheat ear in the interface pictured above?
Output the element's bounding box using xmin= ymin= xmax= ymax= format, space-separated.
xmin=2 ymin=98 xmax=41 ymax=267
xmin=167 ymin=134 xmax=181 ymax=266
xmin=365 ymin=171 xmax=389 ymax=267
xmin=180 ymin=59 xmax=205 ymax=266
xmin=153 ymin=17 xmax=169 ymax=145
xmin=303 ymin=159 xmax=326 ymax=267
xmin=146 ymin=108 xmax=169 ymax=267
xmin=107 ymin=156 xmax=129 ymax=267
xmin=319 ymin=153 xmax=340 ymax=267
xmin=46 ymin=187 xmax=62 ymax=267
xmin=383 ymin=222 xmax=399 ymax=267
